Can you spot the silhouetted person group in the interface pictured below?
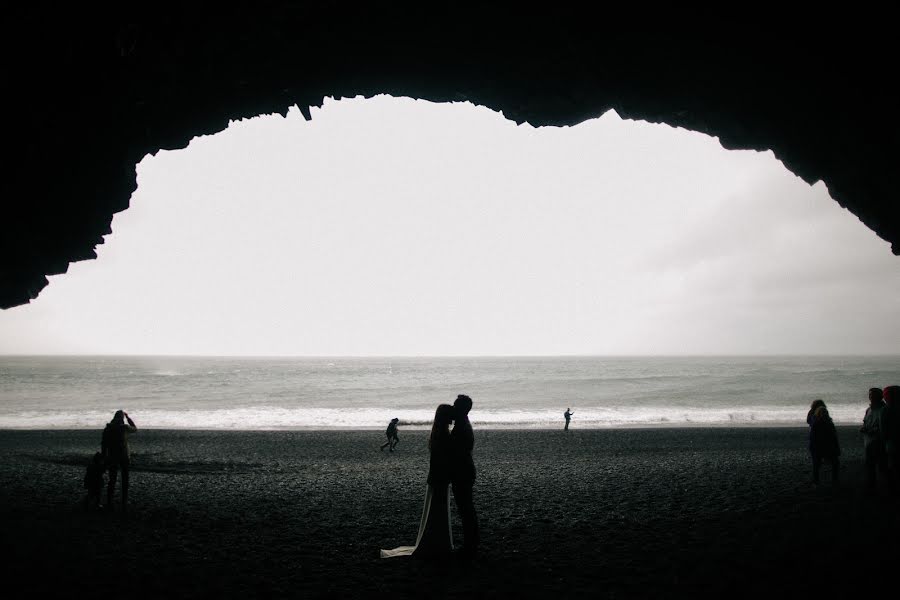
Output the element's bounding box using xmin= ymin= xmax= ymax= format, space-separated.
xmin=84 ymin=410 xmax=137 ymax=513
xmin=381 ymin=394 xmax=479 ymax=560
xmin=806 ymin=385 xmax=900 ymax=492
xmin=859 ymin=385 xmax=900 ymax=493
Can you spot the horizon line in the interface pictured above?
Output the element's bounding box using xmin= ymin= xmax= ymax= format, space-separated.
xmin=1 ymin=353 xmax=898 ymax=359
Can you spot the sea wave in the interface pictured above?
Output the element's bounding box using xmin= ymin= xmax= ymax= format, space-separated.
xmin=0 ymin=404 xmax=865 ymax=430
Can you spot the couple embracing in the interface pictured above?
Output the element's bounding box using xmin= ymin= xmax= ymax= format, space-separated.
xmin=381 ymin=394 xmax=480 ymax=560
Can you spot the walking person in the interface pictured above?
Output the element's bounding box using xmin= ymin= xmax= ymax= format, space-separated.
xmin=380 ymin=417 xmax=400 ymax=452
xmin=450 ymin=394 xmax=479 ymax=559
xmin=102 ymin=410 xmax=137 ymax=513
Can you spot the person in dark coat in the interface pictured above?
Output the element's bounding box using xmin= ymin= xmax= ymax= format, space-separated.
xmin=810 ymin=405 xmax=840 ymax=486
xmin=806 ymin=399 xmax=826 ymax=428
xmin=102 ymin=410 xmax=137 ymax=512
xmin=450 ymin=394 xmax=479 ymax=558
xmin=806 ymin=399 xmax=826 ymax=476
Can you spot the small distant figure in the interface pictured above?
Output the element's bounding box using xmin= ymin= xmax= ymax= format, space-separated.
xmin=880 ymin=385 xmax=900 ymax=493
xmin=860 ymin=387 xmax=887 ymax=492
xmin=381 ymin=418 xmax=400 ymax=452
xmin=102 ymin=410 xmax=137 ymax=513
xmin=564 ymin=408 xmax=574 ymax=431
xmin=83 ymin=451 xmax=105 ymax=511
xmin=810 ymin=405 xmax=840 ymax=487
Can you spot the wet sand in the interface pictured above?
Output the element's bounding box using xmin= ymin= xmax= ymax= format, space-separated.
xmin=1 ymin=427 xmax=896 ymax=598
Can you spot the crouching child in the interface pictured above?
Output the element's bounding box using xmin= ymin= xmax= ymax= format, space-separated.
xmin=83 ymin=451 xmax=105 ymax=511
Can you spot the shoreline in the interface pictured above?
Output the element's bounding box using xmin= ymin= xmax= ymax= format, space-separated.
xmin=0 ymin=421 xmax=861 ymax=432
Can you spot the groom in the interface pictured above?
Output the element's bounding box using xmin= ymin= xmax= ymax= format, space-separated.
xmin=450 ymin=394 xmax=479 ymax=558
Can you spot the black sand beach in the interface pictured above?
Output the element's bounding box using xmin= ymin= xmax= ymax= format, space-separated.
xmin=1 ymin=427 xmax=897 ymax=598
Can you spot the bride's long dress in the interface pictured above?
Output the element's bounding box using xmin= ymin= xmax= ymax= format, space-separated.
xmin=379 ymin=483 xmax=453 ymax=558
xmin=380 ymin=439 xmax=453 ymax=559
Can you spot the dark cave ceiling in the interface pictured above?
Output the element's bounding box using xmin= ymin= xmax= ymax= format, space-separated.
xmin=1 ymin=7 xmax=897 ymax=309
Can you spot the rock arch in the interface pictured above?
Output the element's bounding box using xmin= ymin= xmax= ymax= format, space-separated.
xmin=2 ymin=7 xmax=896 ymax=308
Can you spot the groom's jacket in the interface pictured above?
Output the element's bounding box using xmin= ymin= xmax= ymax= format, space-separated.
xmin=449 ymin=418 xmax=476 ymax=483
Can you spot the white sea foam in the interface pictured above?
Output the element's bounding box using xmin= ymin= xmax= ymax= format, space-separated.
xmin=0 ymin=404 xmax=867 ymax=430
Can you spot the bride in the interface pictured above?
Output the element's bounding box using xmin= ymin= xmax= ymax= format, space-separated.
xmin=380 ymin=404 xmax=454 ymax=559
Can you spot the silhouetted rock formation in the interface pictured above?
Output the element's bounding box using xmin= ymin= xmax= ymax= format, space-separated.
xmin=2 ymin=8 xmax=897 ymax=308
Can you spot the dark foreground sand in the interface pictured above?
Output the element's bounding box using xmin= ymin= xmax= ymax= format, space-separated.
xmin=1 ymin=427 xmax=897 ymax=599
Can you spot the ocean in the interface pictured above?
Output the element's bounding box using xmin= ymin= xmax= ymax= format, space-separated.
xmin=0 ymin=355 xmax=896 ymax=430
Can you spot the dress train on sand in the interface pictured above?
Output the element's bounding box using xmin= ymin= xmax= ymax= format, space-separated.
xmin=379 ymin=484 xmax=453 ymax=558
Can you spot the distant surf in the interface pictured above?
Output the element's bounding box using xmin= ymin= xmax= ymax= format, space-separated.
xmin=1 ymin=355 xmax=896 ymax=429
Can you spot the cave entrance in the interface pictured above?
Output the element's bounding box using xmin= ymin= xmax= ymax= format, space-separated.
xmin=1 ymin=94 xmax=899 ymax=428
xmin=7 ymin=94 xmax=896 ymax=357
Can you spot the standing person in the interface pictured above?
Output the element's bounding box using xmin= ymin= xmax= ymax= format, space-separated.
xmin=564 ymin=408 xmax=574 ymax=431
xmin=380 ymin=417 xmax=400 ymax=452
xmin=450 ymin=394 xmax=479 ymax=559
xmin=860 ymin=387 xmax=887 ymax=492
xmin=102 ymin=410 xmax=137 ymax=513
xmin=806 ymin=399 xmax=826 ymax=472
xmin=810 ymin=405 xmax=841 ymax=487
xmin=880 ymin=385 xmax=900 ymax=493
xmin=380 ymin=405 xmax=454 ymax=559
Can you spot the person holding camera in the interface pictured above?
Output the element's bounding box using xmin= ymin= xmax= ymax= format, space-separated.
xmin=101 ymin=410 xmax=137 ymax=513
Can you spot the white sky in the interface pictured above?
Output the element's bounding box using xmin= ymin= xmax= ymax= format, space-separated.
xmin=2 ymin=95 xmax=898 ymax=356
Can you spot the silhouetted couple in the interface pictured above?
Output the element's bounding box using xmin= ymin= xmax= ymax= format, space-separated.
xmin=381 ymin=394 xmax=479 ymax=560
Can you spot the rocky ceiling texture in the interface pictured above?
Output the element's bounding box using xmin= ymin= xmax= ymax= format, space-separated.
xmin=2 ymin=7 xmax=897 ymax=309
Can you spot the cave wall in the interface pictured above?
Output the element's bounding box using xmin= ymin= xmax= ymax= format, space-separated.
xmin=2 ymin=6 xmax=897 ymax=309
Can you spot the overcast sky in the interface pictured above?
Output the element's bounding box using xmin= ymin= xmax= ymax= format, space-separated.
xmin=1 ymin=95 xmax=898 ymax=356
